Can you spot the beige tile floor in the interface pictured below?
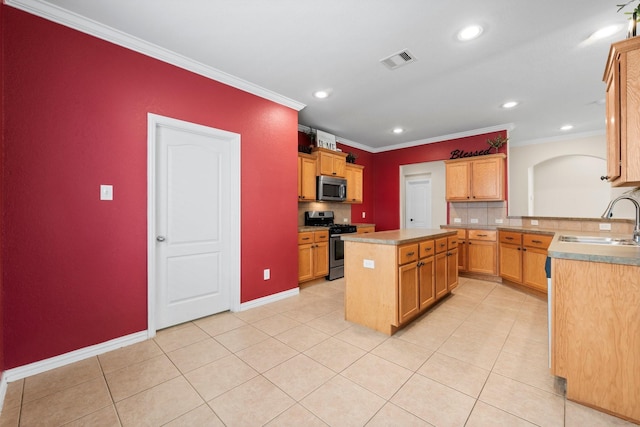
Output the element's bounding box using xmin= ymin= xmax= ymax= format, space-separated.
xmin=1 ymin=277 xmax=638 ymax=426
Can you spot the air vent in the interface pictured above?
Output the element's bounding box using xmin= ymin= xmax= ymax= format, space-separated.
xmin=380 ymin=49 xmax=417 ymax=70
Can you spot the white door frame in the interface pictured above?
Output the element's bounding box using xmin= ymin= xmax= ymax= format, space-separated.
xmin=147 ymin=113 xmax=241 ymax=338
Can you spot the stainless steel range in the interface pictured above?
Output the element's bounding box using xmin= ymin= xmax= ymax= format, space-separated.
xmin=304 ymin=211 xmax=357 ymax=280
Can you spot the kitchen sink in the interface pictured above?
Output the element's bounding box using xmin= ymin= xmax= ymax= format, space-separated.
xmin=559 ymin=235 xmax=639 ymax=246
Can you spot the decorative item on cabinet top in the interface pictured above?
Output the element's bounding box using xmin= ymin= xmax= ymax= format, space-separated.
xmin=618 ymin=1 xmax=640 ymax=38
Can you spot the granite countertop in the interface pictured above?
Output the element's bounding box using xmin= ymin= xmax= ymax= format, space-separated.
xmin=341 ymin=229 xmax=456 ymax=245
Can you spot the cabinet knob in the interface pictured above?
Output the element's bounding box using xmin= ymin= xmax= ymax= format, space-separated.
xmin=600 ymin=176 xmax=610 ymax=181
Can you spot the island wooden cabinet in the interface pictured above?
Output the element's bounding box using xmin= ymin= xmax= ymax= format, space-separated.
xmin=603 ymin=36 xmax=640 ymax=186
xmin=345 ymin=163 xmax=364 ymax=203
xmin=298 ymin=153 xmax=317 ymax=201
xmin=467 ymin=230 xmax=497 ymax=275
xmin=552 ymin=258 xmax=640 ymax=423
xmin=343 ymin=231 xmax=458 ymax=335
xmin=298 ymin=230 xmax=329 ymax=283
xmin=499 ymin=231 xmax=552 ymax=293
xmin=313 ymin=147 xmax=347 ymax=178
xmin=444 ymin=154 xmax=505 ymax=201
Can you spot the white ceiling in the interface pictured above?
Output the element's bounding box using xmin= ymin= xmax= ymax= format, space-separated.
xmin=9 ymin=0 xmax=630 ymax=151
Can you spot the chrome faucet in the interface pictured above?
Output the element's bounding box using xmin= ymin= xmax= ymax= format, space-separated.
xmin=601 ymin=194 xmax=640 ymax=243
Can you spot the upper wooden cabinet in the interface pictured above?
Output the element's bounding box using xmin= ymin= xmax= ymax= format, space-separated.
xmin=603 ymin=37 xmax=640 ymax=186
xmin=298 ymin=153 xmax=317 ymax=202
xmin=444 ymin=154 xmax=505 ymax=201
xmin=313 ymin=147 xmax=347 ymax=178
xmin=345 ymin=163 xmax=364 ymax=203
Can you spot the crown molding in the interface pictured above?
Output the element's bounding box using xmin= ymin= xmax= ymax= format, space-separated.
xmin=5 ymin=0 xmax=306 ymax=111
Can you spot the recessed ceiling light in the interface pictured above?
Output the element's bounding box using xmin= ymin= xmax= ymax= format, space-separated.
xmin=588 ymin=24 xmax=623 ymax=41
xmin=313 ymin=90 xmax=330 ymax=99
xmin=457 ymin=25 xmax=483 ymax=41
xmin=392 ymin=127 xmax=404 ymax=134
xmin=560 ymin=124 xmax=574 ymax=131
xmin=501 ymin=101 xmax=519 ymax=109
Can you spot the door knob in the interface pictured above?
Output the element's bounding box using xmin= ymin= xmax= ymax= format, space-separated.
xmin=156 ymin=236 xmax=166 ymax=242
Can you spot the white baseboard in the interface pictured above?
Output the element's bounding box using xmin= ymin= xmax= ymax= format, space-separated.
xmin=3 ymin=331 xmax=149 ymax=384
xmin=239 ymin=287 xmax=299 ymax=311
xmin=0 ymin=372 xmax=7 ymax=414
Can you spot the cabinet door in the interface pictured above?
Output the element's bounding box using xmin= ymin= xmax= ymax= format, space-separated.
xmin=398 ymin=262 xmax=420 ymax=324
xmin=298 ymin=243 xmax=314 ymax=282
xmin=624 ymin=48 xmax=640 ymax=183
xmin=345 ymin=164 xmax=363 ymax=203
xmin=446 ymin=248 xmax=459 ymax=290
xmin=458 ymin=241 xmax=467 ymax=272
xmin=299 ymin=155 xmax=317 ymax=201
xmin=445 ymin=162 xmax=471 ymax=201
xmin=313 ymin=241 xmax=329 ymax=278
xmin=418 ymin=256 xmax=435 ymax=310
xmin=605 ymin=63 xmax=621 ymax=182
xmin=471 ymin=157 xmax=504 ymax=200
xmin=434 ymin=252 xmax=448 ymax=299
xmin=522 ymin=246 xmax=548 ymax=292
xmin=332 ymin=155 xmax=346 ymax=178
xmin=467 ymin=240 xmax=497 ymax=275
xmin=499 ymin=243 xmax=522 ymax=283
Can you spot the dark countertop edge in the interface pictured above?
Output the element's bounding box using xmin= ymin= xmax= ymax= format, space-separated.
xmin=341 ymin=229 xmax=456 ymax=245
xmin=298 ymin=223 xmax=376 ymax=232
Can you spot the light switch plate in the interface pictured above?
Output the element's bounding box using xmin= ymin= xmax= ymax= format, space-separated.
xmin=100 ymin=185 xmax=113 ymax=201
xmin=263 ymin=269 xmax=270 ymax=280
xmin=599 ymin=223 xmax=612 ymax=231
xmin=531 ymin=219 xmax=539 ymax=226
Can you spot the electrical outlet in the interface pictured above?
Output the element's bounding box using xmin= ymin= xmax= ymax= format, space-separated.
xmin=363 ymin=259 xmax=375 ymax=269
xmin=263 ymin=269 xmax=270 ymax=280
xmin=531 ymin=219 xmax=539 ymax=226
xmin=470 ymin=218 xmax=479 ymax=224
xmin=343 ymin=218 xmax=348 ymax=223
xmin=599 ymin=223 xmax=612 ymax=231
xmin=495 ymin=219 xmax=504 ymax=224
xmin=453 ymin=218 xmax=462 ymax=223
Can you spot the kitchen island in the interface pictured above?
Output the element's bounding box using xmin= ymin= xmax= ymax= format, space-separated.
xmin=341 ymin=229 xmax=458 ymax=335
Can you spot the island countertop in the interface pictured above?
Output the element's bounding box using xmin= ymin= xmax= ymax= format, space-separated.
xmin=341 ymin=228 xmax=456 ymax=245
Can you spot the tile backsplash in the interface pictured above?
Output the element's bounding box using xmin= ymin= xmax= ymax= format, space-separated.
xmin=449 ymin=201 xmax=634 ymax=234
xmin=298 ymin=202 xmax=351 ymax=226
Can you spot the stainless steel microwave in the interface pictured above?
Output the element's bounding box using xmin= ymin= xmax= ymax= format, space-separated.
xmin=317 ymin=175 xmax=347 ymax=202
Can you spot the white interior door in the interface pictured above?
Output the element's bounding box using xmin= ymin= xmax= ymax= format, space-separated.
xmin=405 ymin=178 xmax=432 ymax=229
xmin=148 ymin=114 xmax=240 ymax=331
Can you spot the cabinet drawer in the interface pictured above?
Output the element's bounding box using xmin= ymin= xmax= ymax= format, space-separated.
xmin=298 ymin=232 xmax=314 ymax=245
xmin=448 ymin=236 xmax=458 ymax=249
xmin=398 ymin=244 xmax=419 ymax=265
xmin=468 ymin=230 xmax=497 ymax=241
xmin=435 ymin=238 xmax=448 ymax=254
xmin=499 ymin=231 xmax=522 ymax=245
xmin=523 ymin=233 xmax=552 ymax=250
xmin=314 ymin=230 xmax=329 ymax=242
xmin=419 ymin=240 xmax=435 ymax=258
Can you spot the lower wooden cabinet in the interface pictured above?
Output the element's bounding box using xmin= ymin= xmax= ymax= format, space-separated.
xmin=499 ymin=231 xmax=552 ymax=293
xmin=298 ymin=230 xmax=329 ymax=283
xmin=357 ymin=225 xmax=375 ymax=234
xmin=467 ymin=230 xmax=497 ymax=275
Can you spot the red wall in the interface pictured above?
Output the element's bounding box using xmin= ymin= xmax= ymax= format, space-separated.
xmin=2 ymin=7 xmax=299 ymax=369
xmin=371 ymin=132 xmax=508 ymax=231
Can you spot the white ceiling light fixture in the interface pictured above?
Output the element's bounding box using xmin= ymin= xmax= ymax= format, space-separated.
xmin=313 ymin=90 xmax=330 ymax=99
xmin=501 ymin=101 xmax=519 ymax=109
xmin=392 ymin=127 xmax=404 ymax=134
xmin=457 ymin=25 xmax=483 ymax=41
xmin=560 ymin=124 xmax=574 ymax=131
